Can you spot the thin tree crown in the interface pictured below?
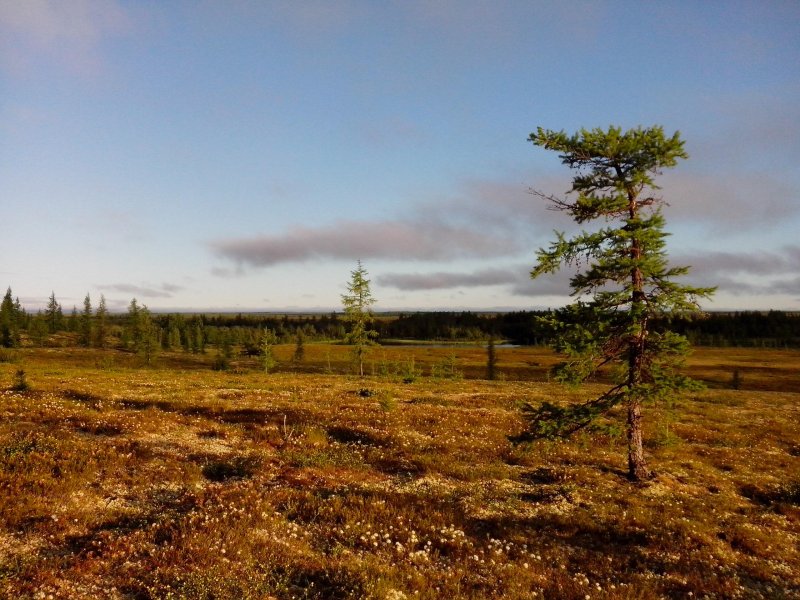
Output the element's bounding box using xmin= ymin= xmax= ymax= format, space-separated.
xmin=530 ymin=126 xmax=687 ymax=223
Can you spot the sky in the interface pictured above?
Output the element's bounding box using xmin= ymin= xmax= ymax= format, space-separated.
xmin=1 ymin=1 xmax=799 ymax=313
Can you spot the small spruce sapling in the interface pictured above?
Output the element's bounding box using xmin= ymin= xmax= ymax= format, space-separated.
xmin=261 ymin=328 xmax=278 ymax=373
xmin=341 ymin=260 xmax=378 ymax=377
xmin=293 ymin=329 xmax=305 ymax=363
xmin=487 ymin=335 xmax=498 ymax=381
xmin=12 ymin=368 xmax=29 ymax=392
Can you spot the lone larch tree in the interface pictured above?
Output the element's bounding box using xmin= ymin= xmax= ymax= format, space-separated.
xmin=517 ymin=125 xmax=714 ymax=481
xmin=341 ymin=260 xmax=378 ymax=377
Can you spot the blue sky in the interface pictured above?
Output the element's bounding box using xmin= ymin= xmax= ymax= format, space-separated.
xmin=2 ymin=1 xmax=799 ymax=313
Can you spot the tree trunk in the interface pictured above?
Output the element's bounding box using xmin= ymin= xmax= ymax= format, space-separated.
xmin=627 ymin=327 xmax=651 ymax=480
xmin=626 ymin=186 xmax=652 ymax=481
xmin=627 ymin=394 xmax=651 ymax=480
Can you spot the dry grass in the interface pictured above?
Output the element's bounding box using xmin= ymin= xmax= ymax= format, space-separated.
xmin=0 ymin=346 xmax=798 ymax=599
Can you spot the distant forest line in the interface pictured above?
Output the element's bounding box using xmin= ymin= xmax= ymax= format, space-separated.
xmin=182 ymin=310 xmax=800 ymax=348
xmin=3 ymin=287 xmax=800 ymax=349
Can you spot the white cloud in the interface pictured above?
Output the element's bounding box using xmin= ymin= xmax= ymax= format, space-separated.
xmin=0 ymin=0 xmax=132 ymax=76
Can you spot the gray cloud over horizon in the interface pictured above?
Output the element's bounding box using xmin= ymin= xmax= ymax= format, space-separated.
xmin=675 ymin=246 xmax=800 ymax=298
xmin=208 ymin=177 xmax=566 ymax=269
xmin=706 ymin=276 xmax=800 ymax=297
xmin=210 ymin=220 xmax=517 ymax=267
xmin=378 ymin=264 xmax=573 ymax=298
xmin=209 ymin=159 xmax=799 ymax=274
xmin=377 ymin=267 xmax=522 ymax=291
xmin=663 ymin=171 xmax=800 ymax=231
xmin=675 ymin=246 xmax=800 ymax=277
xmin=100 ymin=282 xmax=184 ymax=299
xmin=376 ymin=244 xmax=800 ymax=300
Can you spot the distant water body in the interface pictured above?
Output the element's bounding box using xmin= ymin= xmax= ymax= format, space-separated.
xmin=381 ymin=340 xmax=519 ymax=349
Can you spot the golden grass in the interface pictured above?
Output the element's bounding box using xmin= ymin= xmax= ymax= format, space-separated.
xmin=0 ymin=345 xmax=798 ymax=599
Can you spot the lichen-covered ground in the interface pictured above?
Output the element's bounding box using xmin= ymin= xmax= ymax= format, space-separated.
xmin=1 ymin=347 xmax=798 ymax=599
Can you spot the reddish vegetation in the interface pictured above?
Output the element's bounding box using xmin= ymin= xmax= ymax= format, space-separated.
xmin=1 ymin=346 xmax=798 ymax=598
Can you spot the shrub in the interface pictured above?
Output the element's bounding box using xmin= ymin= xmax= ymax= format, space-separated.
xmin=430 ymin=354 xmax=462 ymax=380
xmin=400 ymin=357 xmax=421 ymax=383
xmin=11 ymin=369 xmax=29 ymax=392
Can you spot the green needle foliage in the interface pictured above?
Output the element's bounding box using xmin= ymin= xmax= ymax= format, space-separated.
xmin=0 ymin=287 xmax=22 ymax=348
xmin=516 ymin=125 xmax=715 ymax=481
xmin=486 ymin=335 xmax=497 ymax=381
xmin=79 ymin=293 xmax=93 ymax=348
xmin=44 ymin=292 xmax=63 ymax=333
xmin=94 ymin=294 xmax=109 ymax=349
xmin=293 ymin=329 xmax=305 ymax=363
xmin=261 ymin=327 xmax=278 ymax=373
xmin=342 ymin=260 xmax=378 ymax=377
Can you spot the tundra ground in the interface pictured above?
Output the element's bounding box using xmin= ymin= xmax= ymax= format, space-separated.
xmin=1 ymin=346 xmax=798 ymax=599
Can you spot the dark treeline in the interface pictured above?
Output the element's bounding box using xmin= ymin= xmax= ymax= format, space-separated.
xmin=376 ymin=311 xmax=550 ymax=345
xmin=377 ymin=310 xmax=800 ymax=347
xmin=160 ymin=311 xmax=552 ymax=345
xmin=2 ymin=287 xmax=799 ymax=349
xmin=194 ymin=310 xmax=800 ymax=348
xmin=663 ymin=310 xmax=800 ymax=348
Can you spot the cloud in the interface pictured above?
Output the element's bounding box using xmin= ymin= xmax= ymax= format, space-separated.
xmin=657 ymin=86 xmax=800 ymax=233
xmin=210 ymin=266 xmax=244 ymax=279
xmin=516 ymin=245 xmax=800 ymax=299
xmin=661 ymin=246 xmax=800 ymax=298
xmin=662 ymin=171 xmax=800 ymax=231
xmin=376 ymin=245 xmax=800 ymax=300
xmin=209 ymin=175 xmax=569 ymax=271
xmin=211 ymin=220 xmax=512 ymax=266
xmin=705 ymin=275 xmax=800 ymax=297
xmin=100 ymin=282 xmax=183 ymax=299
xmin=161 ymin=283 xmax=184 ymax=294
xmin=378 ymin=267 xmax=521 ymax=291
xmin=433 ymin=176 xmax=573 ymax=235
xmin=0 ymin=0 xmax=132 ymax=76
xmin=510 ymin=270 xmax=575 ymax=298
xmin=772 ymin=277 xmax=800 ymax=296
xmin=691 ymin=87 xmax=800 ymax=171
xmin=523 ymin=94 xmax=800 ymax=236
xmin=377 ymin=263 xmax=576 ymax=300
xmin=675 ymin=245 xmax=800 ymax=278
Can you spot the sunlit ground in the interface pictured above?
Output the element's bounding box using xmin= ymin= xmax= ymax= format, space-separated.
xmin=1 ymin=346 xmax=798 ymax=599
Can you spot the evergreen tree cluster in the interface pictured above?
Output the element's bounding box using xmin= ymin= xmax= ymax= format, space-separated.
xmin=0 ymin=288 xmax=23 ymax=348
xmin=664 ymin=311 xmax=800 ymax=348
